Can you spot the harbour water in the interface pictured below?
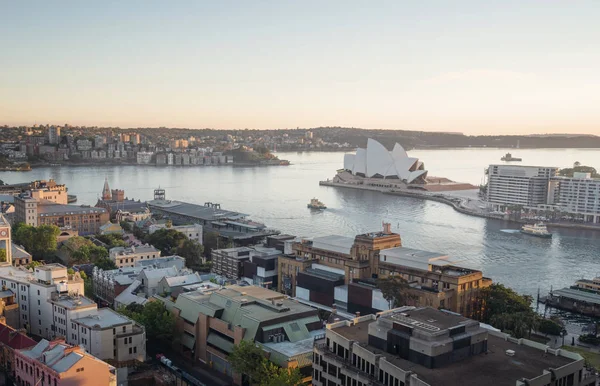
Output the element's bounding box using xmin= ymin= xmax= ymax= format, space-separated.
xmin=2 ymin=148 xmax=600 ymax=297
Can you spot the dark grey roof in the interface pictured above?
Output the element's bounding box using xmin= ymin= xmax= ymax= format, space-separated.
xmin=148 ymin=200 xmax=247 ymax=222
xmin=38 ymin=202 xmax=107 ymax=216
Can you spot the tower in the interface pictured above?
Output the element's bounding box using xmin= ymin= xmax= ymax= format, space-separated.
xmin=154 ymin=187 xmax=165 ymax=201
xmin=102 ymin=177 xmax=112 ymax=201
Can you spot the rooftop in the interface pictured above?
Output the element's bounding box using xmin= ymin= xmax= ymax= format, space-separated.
xmin=551 ymin=288 xmax=600 ymax=306
xmin=147 ymin=199 xmax=248 ymax=222
xmin=379 ymin=246 xmax=474 ymax=274
xmin=50 ymin=295 xmax=96 ymax=310
xmin=164 ymin=273 xmax=202 ymax=287
xmin=310 ymin=235 xmax=354 ymax=256
xmin=37 ymin=201 xmax=107 ymax=216
xmin=74 ymin=307 xmax=136 ymax=329
xmin=332 ymin=318 xmax=578 ymax=386
xmin=382 ymin=307 xmax=471 ymax=332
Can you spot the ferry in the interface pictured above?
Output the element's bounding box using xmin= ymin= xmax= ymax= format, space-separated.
xmin=520 ymin=223 xmax=552 ymax=238
xmin=501 ymin=153 xmax=522 ymax=162
xmin=307 ymin=198 xmax=327 ymax=210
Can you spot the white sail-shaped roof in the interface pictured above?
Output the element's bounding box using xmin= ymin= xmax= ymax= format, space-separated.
xmin=343 ymin=138 xmax=427 ymax=183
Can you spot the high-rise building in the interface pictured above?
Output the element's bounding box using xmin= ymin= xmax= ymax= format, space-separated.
xmin=48 ymin=126 xmax=61 ymax=145
xmin=486 ymin=164 xmax=558 ymax=210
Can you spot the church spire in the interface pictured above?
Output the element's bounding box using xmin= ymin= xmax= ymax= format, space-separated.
xmin=102 ymin=177 xmax=111 ymax=200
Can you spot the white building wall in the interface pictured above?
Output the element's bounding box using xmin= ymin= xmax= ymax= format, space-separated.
xmin=296 ymin=286 xmax=310 ymax=301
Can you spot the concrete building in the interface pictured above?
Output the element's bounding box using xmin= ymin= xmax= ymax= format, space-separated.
xmin=136 ymin=151 xmax=153 ymax=164
xmin=159 ymin=285 xmax=324 ymax=385
xmin=47 ymin=126 xmax=61 ymax=145
xmin=76 ymin=139 xmax=93 ymax=151
xmin=549 ymin=173 xmax=600 ymax=223
xmin=148 ymin=223 xmax=203 ymax=244
xmin=313 ymin=307 xmax=595 ymax=386
xmin=115 ymin=207 xmax=152 ymax=223
xmin=138 ymin=266 xmax=179 ymax=297
xmin=14 ymin=338 xmax=117 ymax=386
xmin=487 ymin=165 xmax=558 ymax=210
xmin=212 ymin=246 xmax=280 ymax=285
xmin=109 ymin=245 xmax=161 ymax=268
xmin=14 ymin=195 xmax=109 ymax=235
xmin=157 ymin=272 xmax=203 ymax=297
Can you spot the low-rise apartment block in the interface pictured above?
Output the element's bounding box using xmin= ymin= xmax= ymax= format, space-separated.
xmin=212 ymin=246 xmax=280 ymax=289
xmin=0 ymin=321 xmax=37 ymax=380
xmin=109 ymin=244 xmax=161 ymax=268
xmin=314 ymin=307 xmax=595 ymax=386
xmin=15 ymin=338 xmax=117 ymax=386
xmin=148 ymin=223 xmax=203 ymax=244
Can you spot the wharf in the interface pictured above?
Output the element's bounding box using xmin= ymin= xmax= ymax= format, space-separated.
xmin=538 ymin=287 xmax=600 ymax=318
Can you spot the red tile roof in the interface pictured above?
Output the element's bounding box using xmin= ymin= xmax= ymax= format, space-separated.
xmin=0 ymin=323 xmax=37 ymax=350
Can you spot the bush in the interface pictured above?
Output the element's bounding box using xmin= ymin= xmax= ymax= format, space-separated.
xmin=539 ymin=318 xmax=563 ymax=336
xmin=579 ymin=334 xmax=600 ymax=345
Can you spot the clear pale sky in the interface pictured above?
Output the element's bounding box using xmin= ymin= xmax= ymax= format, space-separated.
xmin=1 ymin=1 xmax=599 ymax=135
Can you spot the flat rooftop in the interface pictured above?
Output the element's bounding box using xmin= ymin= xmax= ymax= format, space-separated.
xmin=38 ymin=202 xmax=107 ymax=216
xmin=147 ymin=199 xmax=247 ymax=222
xmin=551 ymin=288 xmax=600 ymax=306
xmin=333 ymin=321 xmax=575 ymax=386
xmin=51 ymin=295 xmax=96 ymax=309
xmin=311 ymin=235 xmax=354 ymax=256
xmin=383 ymin=307 xmax=471 ymax=332
xmin=380 ymin=247 xmax=477 ymax=275
xmin=74 ymin=308 xmax=134 ymax=329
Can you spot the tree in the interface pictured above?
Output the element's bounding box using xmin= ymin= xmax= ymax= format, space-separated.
xmin=118 ymin=301 xmax=175 ymax=343
xmin=26 ymin=260 xmax=43 ymax=270
xmin=229 ymin=341 xmax=302 ymax=386
xmin=377 ymin=276 xmax=415 ymax=309
xmin=0 ymin=249 xmax=6 ymax=263
xmin=229 ymin=340 xmax=268 ymax=384
xmin=177 ymin=239 xmax=204 ymax=269
xmin=96 ymin=233 xmax=128 ymax=248
xmin=12 ymin=223 xmax=60 ymax=258
xmin=539 ymin=318 xmax=563 ymax=336
xmin=477 ymin=284 xmax=539 ymax=338
xmin=146 ymin=228 xmax=187 ymax=255
xmin=95 ymin=257 xmax=117 ymax=270
xmin=119 ymin=221 xmax=132 ymax=232
xmin=203 ymin=231 xmax=233 ymax=258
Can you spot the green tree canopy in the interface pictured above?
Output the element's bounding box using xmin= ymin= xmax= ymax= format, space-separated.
xmin=96 ymin=233 xmax=128 ymax=248
xmin=203 ymin=231 xmax=233 ymax=258
xmin=146 ymin=228 xmax=187 ymax=255
xmin=176 ymin=239 xmax=204 ymax=269
xmin=13 ymin=223 xmax=60 ymax=258
xmin=0 ymin=249 xmax=6 ymax=263
xmin=229 ymin=340 xmax=302 ymax=386
xmin=95 ymin=257 xmax=117 ymax=270
xmin=119 ymin=221 xmax=132 ymax=232
xmin=26 ymin=260 xmax=43 ymax=270
xmin=118 ymin=301 xmax=175 ymax=343
xmin=558 ymin=165 xmax=599 ymax=178
xmin=377 ymin=276 xmax=415 ymax=309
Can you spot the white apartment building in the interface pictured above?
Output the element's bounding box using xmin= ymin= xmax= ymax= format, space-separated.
xmin=0 ymin=264 xmax=146 ymax=365
xmin=487 ymin=164 xmax=558 ymax=210
xmin=109 ymin=245 xmax=161 ymax=268
xmin=136 ymin=151 xmax=153 ymax=164
xmin=148 ymin=223 xmax=203 ymax=244
xmin=550 ymin=173 xmax=600 ymax=223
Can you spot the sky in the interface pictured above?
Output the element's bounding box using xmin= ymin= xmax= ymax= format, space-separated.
xmin=1 ymin=1 xmax=599 ymax=135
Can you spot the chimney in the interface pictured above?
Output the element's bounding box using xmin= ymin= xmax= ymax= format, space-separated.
xmin=331 ymin=304 xmax=337 ymax=314
xmin=382 ymin=222 xmax=391 ymax=234
xmin=355 ymin=312 xmax=361 ymax=318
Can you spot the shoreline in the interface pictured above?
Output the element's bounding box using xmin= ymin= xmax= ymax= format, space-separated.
xmin=319 ymin=180 xmax=600 ymax=232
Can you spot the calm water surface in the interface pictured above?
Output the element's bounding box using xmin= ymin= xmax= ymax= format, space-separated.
xmin=2 ymin=148 xmax=600 ymax=297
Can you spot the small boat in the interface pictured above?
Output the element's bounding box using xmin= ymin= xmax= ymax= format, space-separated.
xmin=307 ymin=198 xmax=327 ymax=210
xmin=501 ymin=153 xmax=522 ymax=162
xmin=520 ymin=223 xmax=552 ymax=238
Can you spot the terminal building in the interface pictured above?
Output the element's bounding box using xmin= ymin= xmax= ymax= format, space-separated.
xmin=314 ymin=307 xmax=596 ymax=386
xmin=486 ymin=164 xmax=558 ymax=210
xmin=278 ymin=225 xmax=490 ymax=319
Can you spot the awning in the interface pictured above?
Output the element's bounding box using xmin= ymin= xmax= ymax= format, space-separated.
xmin=207 ymin=333 xmax=234 ymax=353
xmin=181 ymin=333 xmax=196 ymax=350
xmin=211 ymin=221 xmax=227 ymax=227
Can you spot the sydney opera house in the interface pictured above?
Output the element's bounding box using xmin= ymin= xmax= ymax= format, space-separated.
xmin=341 ymin=138 xmax=428 ymax=184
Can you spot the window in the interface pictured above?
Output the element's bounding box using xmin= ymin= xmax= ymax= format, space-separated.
xmin=129 ymin=347 xmax=133 ymax=354
xmin=134 ymin=347 xmax=137 ymax=354
xmin=122 ymin=326 xmax=126 ymax=333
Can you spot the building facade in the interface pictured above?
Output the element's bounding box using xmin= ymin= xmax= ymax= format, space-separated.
xmin=148 ymin=223 xmax=203 ymax=244
xmin=487 ymin=165 xmax=558 ymax=209
xmin=109 ymin=245 xmax=161 ymax=268
xmin=314 ymin=307 xmax=595 ymax=386
xmin=550 ymin=174 xmax=600 ymax=223
xmin=14 ymin=338 xmax=117 ymax=386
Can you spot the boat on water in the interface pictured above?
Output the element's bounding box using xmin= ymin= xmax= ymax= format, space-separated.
xmin=501 ymin=153 xmax=522 ymax=162
xmin=307 ymin=198 xmax=327 ymax=210
xmin=520 ymin=223 xmax=552 ymax=238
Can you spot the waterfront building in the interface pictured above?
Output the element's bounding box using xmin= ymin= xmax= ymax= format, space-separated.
xmin=47 ymin=126 xmax=61 ymax=145
xmin=148 ymin=223 xmax=203 ymax=244
xmin=280 ymin=225 xmax=490 ymax=319
xmin=212 ymin=246 xmax=280 ymax=288
xmin=136 ymin=151 xmax=153 ymax=164
xmin=313 ymin=306 xmax=595 ymax=386
xmin=14 ymin=194 xmax=109 ymax=235
xmin=340 ymin=139 xmax=428 ymax=184
xmin=115 ymin=207 xmax=152 ymax=223
xmin=147 ymin=189 xmax=278 ymax=242
xmin=0 ymin=321 xmax=37 ymax=380
xmin=15 ymin=338 xmax=117 ymax=386
xmin=158 ymin=285 xmax=323 ymax=385
xmin=95 ymin=181 xmax=148 ymax=220
xmin=486 ymin=164 xmax=558 ymax=210
xmin=109 ymin=244 xmax=161 ymax=268
xmin=549 ymin=173 xmax=600 ymax=223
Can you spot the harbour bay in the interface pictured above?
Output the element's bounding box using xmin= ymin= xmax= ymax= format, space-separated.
xmin=1 ymin=148 xmax=600 ymax=297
